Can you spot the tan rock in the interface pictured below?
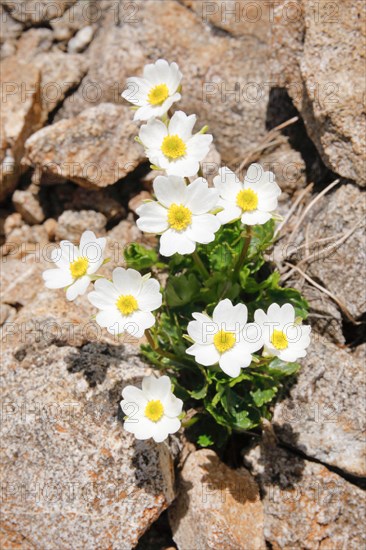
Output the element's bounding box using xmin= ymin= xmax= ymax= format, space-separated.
xmin=12 ymin=189 xmax=45 ymax=224
xmin=43 ymin=218 xmax=57 ymax=241
xmin=1 ymin=336 xmax=175 ymax=549
xmin=57 ymin=0 xmax=272 ymax=167
xmin=55 ymin=209 xmax=107 ymax=242
xmin=244 ymin=442 xmax=366 ymax=549
xmin=272 ymin=335 xmax=366 ymax=478
xmin=0 ymin=56 xmax=42 ymax=201
xmin=68 ymin=24 xmax=94 ymax=53
xmin=3 ymin=0 xmax=77 ymax=24
xmin=1 ymin=223 xmax=49 ymax=259
xmin=169 ymin=449 xmax=266 ymax=550
xmin=128 ymin=191 xmax=153 ymax=215
xmin=0 ymin=4 xmax=23 ymax=60
xmin=51 ymin=0 xmax=96 ymax=42
xmin=25 ymin=103 xmax=145 ymax=188
xmin=272 ymin=0 xmax=366 ymax=185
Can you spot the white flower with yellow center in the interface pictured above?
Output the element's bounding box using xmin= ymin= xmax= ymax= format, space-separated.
xmin=254 ymin=303 xmax=311 ymax=362
xmin=139 ymin=111 xmax=213 ymax=177
xmin=136 ymin=175 xmax=220 ymax=256
xmin=87 ymin=268 xmax=162 ymax=338
xmin=120 ymin=375 xmax=183 ymax=442
xmin=186 ymin=299 xmax=263 ymax=378
xmin=42 ymin=230 xmax=106 ymax=301
xmin=213 ymin=164 xmax=281 ymax=225
xmin=122 ymin=59 xmax=182 ymax=121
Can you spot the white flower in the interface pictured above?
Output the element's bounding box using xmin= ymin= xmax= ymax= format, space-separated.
xmin=186 ymin=299 xmax=263 ymax=378
xmin=254 ymin=303 xmax=311 ymax=362
xmin=42 ymin=230 xmax=106 ymax=301
xmin=136 ymin=175 xmax=221 ymax=257
xmin=139 ymin=111 xmax=213 ymax=177
xmin=213 ymin=164 xmax=281 ymax=225
xmin=87 ymin=268 xmax=162 ymax=338
xmin=121 ymin=375 xmax=183 ymax=442
xmin=122 ymin=59 xmax=182 ymax=121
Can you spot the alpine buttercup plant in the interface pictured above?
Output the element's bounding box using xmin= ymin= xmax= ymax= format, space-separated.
xmin=43 ymin=59 xmax=311 ymax=448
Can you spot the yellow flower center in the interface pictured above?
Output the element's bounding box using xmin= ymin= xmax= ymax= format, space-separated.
xmin=116 ymin=294 xmax=138 ymax=316
xmin=271 ymin=329 xmax=288 ymax=350
xmin=236 ymin=188 xmax=258 ymax=211
xmin=213 ymin=330 xmax=236 ymax=353
xmin=145 ymin=399 xmax=164 ymax=422
xmin=168 ymin=203 xmax=192 ymax=231
xmin=148 ymin=83 xmax=169 ymax=105
xmin=161 ymin=135 xmax=187 ymax=159
xmin=70 ymin=256 xmax=89 ymax=278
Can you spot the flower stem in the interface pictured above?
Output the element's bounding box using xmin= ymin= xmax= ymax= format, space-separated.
xmin=192 ymin=250 xmax=210 ymax=279
xmin=233 ymin=226 xmax=252 ymax=279
xmin=144 ymin=329 xmax=180 ymax=362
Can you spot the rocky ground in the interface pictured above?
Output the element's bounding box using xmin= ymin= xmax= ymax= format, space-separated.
xmin=1 ymin=1 xmax=365 ymax=549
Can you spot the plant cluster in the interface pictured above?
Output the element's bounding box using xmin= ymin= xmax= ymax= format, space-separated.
xmin=43 ymin=59 xmax=311 ymax=446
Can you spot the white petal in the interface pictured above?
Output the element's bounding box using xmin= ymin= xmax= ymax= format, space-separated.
xmin=43 ymin=268 xmax=73 ymax=289
xmin=164 ymin=157 xmax=200 ymax=178
xmin=112 ymin=267 xmax=142 ymax=295
xmin=151 ymin=416 xmax=181 ymax=442
xmin=241 ymin=210 xmax=272 ymax=225
xmin=139 ymin=119 xmax=167 ymax=149
xmin=213 ymin=299 xmax=248 ymax=328
xmin=93 ymin=278 xmax=119 ymax=301
xmin=153 ymin=175 xmax=187 ymax=207
xmin=142 ymin=375 xmax=171 ymax=401
xmin=66 ymin=276 xmax=90 ymax=301
xmin=187 ymin=315 xmax=215 ymax=345
xmin=214 ymin=167 xmax=242 ymax=201
xmin=185 ymin=178 xmax=219 ymax=214
xmin=127 ymin=310 xmax=156 ymax=337
xmin=159 ymin=229 xmax=195 ymax=257
xmin=60 ymin=240 xmax=79 ymax=263
xmin=122 ymin=77 xmax=150 ymax=105
xmin=219 ymin=346 xmax=252 ymax=377
xmin=136 ymin=201 xmax=169 ymax=233
xmin=163 ymin=394 xmax=183 ymax=418
xmin=186 ymin=343 xmax=220 ymax=366
xmin=87 ymin=289 xmax=116 ymax=310
xmin=216 ymin=203 xmax=242 ymax=224
xmin=185 ymin=134 xmax=213 ymax=160
xmin=138 ymin=279 xmax=162 ymax=311
xmin=168 ymin=111 xmax=196 ymax=141
xmin=124 ymin=416 xmax=153 ymax=440
xmin=121 ymin=386 xmax=147 ymax=408
xmin=186 ymin=214 xmax=220 ymax=244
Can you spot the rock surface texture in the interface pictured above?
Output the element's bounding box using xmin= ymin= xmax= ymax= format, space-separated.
xmin=169 ymin=448 xmax=266 ymax=550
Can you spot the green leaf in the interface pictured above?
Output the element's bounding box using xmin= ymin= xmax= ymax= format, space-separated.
xmin=165 ymin=273 xmax=200 ymax=307
xmin=250 ymin=387 xmax=278 ymax=407
xmin=268 ymin=357 xmax=301 ymax=376
xmin=197 ymin=434 xmax=214 ymax=447
xmin=124 ymin=243 xmax=159 ymax=270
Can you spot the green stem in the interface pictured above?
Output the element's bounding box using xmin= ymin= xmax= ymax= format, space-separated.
xmin=192 ymin=250 xmax=210 ymax=279
xmin=144 ymin=329 xmax=181 ymax=363
xmin=233 ymin=226 xmax=252 ymax=279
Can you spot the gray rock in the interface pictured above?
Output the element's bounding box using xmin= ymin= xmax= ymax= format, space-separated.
xmin=169 ymin=448 xmax=266 ymax=550
xmin=244 ymin=441 xmax=366 ymax=549
xmin=272 ymin=0 xmax=366 ymax=185
xmin=272 ymin=335 xmax=366 ymax=478
xmin=305 ymin=184 xmax=366 ymax=319
xmin=55 ymin=209 xmax=107 ymax=242
xmin=1 ymin=338 xmax=175 ymax=549
xmin=12 ymin=189 xmax=45 ymax=225
xmin=25 ymin=103 xmax=145 ymax=188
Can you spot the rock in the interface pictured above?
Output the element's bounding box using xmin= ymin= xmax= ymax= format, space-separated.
xmin=0 ymin=303 xmax=17 ymax=325
xmin=272 ymin=335 xmax=366 ymax=478
xmin=244 ymin=442 xmax=366 ymax=549
xmin=128 ymin=191 xmax=153 ymax=215
xmin=43 ymin=218 xmax=57 ymax=241
xmin=25 ymin=103 xmax=145 ymax=188
xmin=3 ymin=212 xmax=23 ymax=237
xmin=304 ymin=184 xmax=366 ymax=319
xmin=3 ymin=0 xmax=77 ymax=24
xmin=68 ymin=25 xmax=94 ymax=53
xmin=1 ymin=336 xmax=176 ymax=548
xmin=1 ymin=222 xmax=49 ymax=259
xmin=63 ymin=186 xmax=126 ymax=223
xmin=201 ymin=143 xmax=221 ymax=186
xmin=0 ymin=255 xmax=46 ymax=307
xmin=259 ymin=137 xmax=306 ymax=195
xmin=57 ymin=0 xmax=272 ymax=167
xmin=12 ymin=189 xmax=45 ymax=224
xmin=51 ymin=0 xmax=96 ymax=42
xmin=169 ymin=449 xmax=266 ymax=550
xmin=15 ymin=29 xmax=88 ymax=118
xmin=55 ymin=210 xmax=107 ymax=242
xmin=0 ymin=5 xmax=23 ymax=59
xmin=272 ymin=0 xmax=366 ymax=185
xmin=0 ymin=56 xmax=42 ymax=201
xmin=302 ymin=285 xmax=345 ymax=345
